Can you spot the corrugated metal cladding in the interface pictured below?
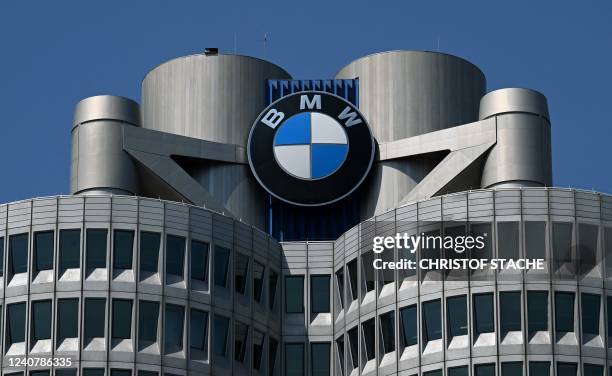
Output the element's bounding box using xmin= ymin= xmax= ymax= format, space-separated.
xmin=264 ymin=79 xmax=362 ymax=242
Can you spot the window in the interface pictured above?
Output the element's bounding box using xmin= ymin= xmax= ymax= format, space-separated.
xmin=473 ymin=293 xmax=494 ymax=335
xmin=347 ymin=259 xmax=358 ymax=301
xmin=59 ymin=229 xmax=80 ymax=273
xmin=164 ymin=304 xmax=184 ymax=354
xmin=138 ymin=301 xmax=159 ymax=346
xmin=6 ymin=302 xmax=25 ymax=346
xmin=311 ymin=275 xmax=330 ymax=314
xmin=584 ymin=364 xmax=603 ymax=376
xmin=448 ymin=366 xmax=468 ymax=376
xmin=213 ymin=315 xmax=230 ymax=357
xmin=285 ymin=275 xmax=304 ymax=313
xmin=165 ymin=235 xmax=185 ymax=278
xmin=348 ymin=327 xmax=359 ymax=370
xmin=423 ymin=371 xmax=442 ymax=376
xmin=447 ymin=295 xmax=467 ymax=339
xmin=234 ymin=321 xmax=248 ymax=362
xmin=269 ymin=270 xmax=278 ymax=310
xmin=400 ymin=305 xmax=417 ymax=347
xmin=235 ymin=253 xmax=249 ymax=295
xmin=137 ymin=372 xmax=157 ymax=376
xmin=30 ymin=371 xmax=50 ymax=376
xmin=362 ymin=318 xmax=375 ymax=361
xmin=9 ymin=233 xmax=28 ymax=275
xmin=56 ymin=370 xmax=78 ymax=376
xmin=362 ymin=251 xmax=375 ymax=292
xmin=527 ymin=291 xmax=548 ymax=332
xmin=608 ymin=296 xmax=612 ymax=339
xmin=336 ymin=336 xmax=345 ymax=376
xmin=269 ymin=337 xmax=279 ymax=376
xmin=31 ymin=300 xmax=51 ymax=341
xmin=380 ymin=311 xmax=395 ymax=354
xmin=83 ymin=370 xmax=104 ymax=376
xmin=336 ymin=268 xmax=345 ymax=309
xmin=140 ymin=232 xmax=160 ymax=273
xmin=214 ymin=246 xmax=230 ymax=287
xmin=253 ymin=330 xmax=264 ymax=370
xmin=34 ymin=231 xmax=54 ymax=272
xmin=529 ymin=361 xmax=550 ymax=376
xmin=285 ymin=343 xmax=304 ymax=376
xmin=86 ymin=229 xmax=107 ymax=269
xmin=605 ymin=227 xmax=612 ymax=273
xmin=113 ymin=230 xmax=134 ymax=270
xmin=191 ymin=240 xmax=208 ymax=281
xmin=112 ymin=299 xmax=132 ymax=340
xmin=475 ymin=364 xmax=495 ymax=376
xmin=557 ymin=363 xmax=577 ymax=376
xmin=579 ymin=224 xmax=599 ymax=275
xmin=525 ymin=221 xmax=546 ymax=259
xmin=190 ymin=309 xmax=208 ymax=352
xmin=552 ymin=222 xmax=573 ymax=273
xmin=582 ymin=293 xmax=600 ymax=335
xmin=0 ymin=236 xmax=4 ymax=277
xmin=498 ymin=222 xmax=519 ymax=259
xmin=311 ymin=342 xmax=331 ymax=376
xmin=84 ymin=298 xmax=105 ymax=340
xmin=555 ymin=292 xmax=574 ymax=333
xmin=423 ymin=299 xmax=442 ymax=343
xmin=57 ymin=298 xmax=79 ymax=342
xmin=253 ymin=261 xmax=265 ymax=302
xmin=500 ymin=292 xmax=521 ymax=333
xmin=110 ymin=371 xmax=131 ymax=376
xmin=501 ymin=362 xmax=522 ymax=376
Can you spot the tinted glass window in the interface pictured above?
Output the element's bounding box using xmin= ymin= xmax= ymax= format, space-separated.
xmin=584 ymin=364 xmax=603 ymax=376
xmin=475 ymin=364 xmax=495 ymax=376
xmin=165 ymin=235 xmax=185 ymax=278
xmin=347 ymin=259 xmax=358 ymax=300
xmin=269 ymin=270 xmax=278 ymax=310
xmin=336 ymin=336 xmax=345 ymax=376
xmin=57 ymin=298 xmax=79 ymax=341
xmin=285 ymin=275 xmax=304 ymax=313
xmin=557 ymin=363 xmax=577 ymax=376
xmin=336 ymin=268 xmax=344 ymax=309
xmin=579 ymin=224 xmax=599 ymax=275
xmin=423 ymin=371 xmax=442 ymax=376
xmin=448 ymin=366 xmax=468 ymax=376
xmin=84 ymin=298 xmax=105 ymax=339
xmin=447 ymin=295 xmax=467 ymax=338
xmin=110 ymin=371 xmax=131 ymax=376
xmin=30 ymin=371 xmax=50 ymax=376
xmin=214 ymin=246 xmax=230 ymax=287
xmin=269 ymin=337 xmax=279 ymax=376
xmin=190 ymin=309 xmax=208 ymax=352
xmin=552 ymin=222 xmax=573 ymax=272
xmin=582 ymin=293 xmax=600 ymax=335
xmin=253 ymin=261 xmax=265 ymax=302
xmin=474 ymin=293 xmax=494 ymax=335
xmin=362 ymin=318 xmax=375 ymax=360
xmin=311 ymin=342 xmax=330 ymax=376
xmin=608 ymin=296 xmax=612 ymax=338
xmin=498 ymin=222 xmax=519 ymax=259
xmin=362 ymin=252 xmax=375 ymax=292
xmin=423 ymin=299 xmax=442 ymax=342
xmin=380 ymin=311 xmax=395 ymax=353
xmin=164 ymin=304 xmax=184 ymax=353
xmin=529 ymin=361 xmax=550 ymax=376
xmin=83 ymin=370 xmax=104 ymax=376
xmin=138 ymin=301 xmax=159 ymax=345
xmin=501 ymin=362 xmax=523 ymax=376
xmin=234 ymin=321 xmax=248 ymax=362
xmin=213 ymin=315 xmax=230 ymax=356
xmin=253 ymin=330 xmax=264 ymax=370
xmin=500 ymin=291 xmax=521 ymax=333
xmin=400 ymin=305 xmax=417 ymax=346
xmin=34 ymin=231 xmax=53 ymax=271
xmin=140 ymin=232 xmax=160 ymax=273
xmin=311 ymin=275 xmax=330 ymax=314
xmin=285 ymin=343 xmax=304 ymax=376
xmin=113 ymin=230 xmax=134 ymax=270
xmin=7 ymin=302 xmax=26 ymax=344
xmin=112 ymin=299 xmax=132 ymax=339
xmin=525 ymin=221 xmax=546 ymax=259
xmin=86 ymin=229 xmax=107 ymax=269
xmin=0 ymin=237 xmax=4 ymax=277
xmin=605 ymin=227 xmax=612 ymax=272
xmin=235 ymin=253 xmax=249 ymax=294
xmin=348 ymin=327 xmax=358 ymax=369
xmin=528 ymin=291 xmax=548 ymax=332
xmin=191 ymin=240 xmax=209 ymax=281
xmin=555 ymin=292 xmax=574 ymax=333
xmin=9 ymin=233 xmax=28 ymax=275
xmin=56 ymin=370 xmax=77 ymax=376
xmin=59 ymin=229 xmax=80 ymax=271
xmin=31 ymin=300 xmax=51 ymax=341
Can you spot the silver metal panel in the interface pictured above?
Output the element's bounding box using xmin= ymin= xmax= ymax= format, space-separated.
xmin=479 ymin=87 xmax=549 ymax=121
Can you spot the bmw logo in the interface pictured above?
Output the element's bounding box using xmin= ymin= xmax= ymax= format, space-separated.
xmin=247 ymin=91 xmax=375 ymax=206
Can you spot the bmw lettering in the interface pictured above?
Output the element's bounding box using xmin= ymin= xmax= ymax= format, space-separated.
xmin=247 ymin=91 xmax=375 ymax=206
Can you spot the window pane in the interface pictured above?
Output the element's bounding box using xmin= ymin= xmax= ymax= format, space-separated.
xmin=59 ymin=229 xmax=80 ymax=271
xmin=336 ymin=268 xmax=344 ymax=309
xmin=0 ymin=237 xmax=4 ymax=277
xmin=474 ymin=293 xmax=494 ymax=335
xmin=525 ymin=221 xmax=546 ymax=259
xmin=86 ymin=229 xmax=107 ymax=269
xmin=190 ymin=309 xmax=208 ymax=352
xmin=214 ymin=246 xmax=230 ymax=287
xmin=269 ymin=270 xmax=278 ymax=310
xmin=213 ymin=315 xmax=230 ymax=356
xmin=165 ymin=235 xmax=185 ymax=278
xmin=164 ymin=304 xmax=184 ymax=354
xmin=285 ymin=343 xmax=304 ymax=376
xmin=584 ymin=364 xmax=603 ymax=376
xmin=311 ymin=342 xmax=330 ymax=376
xmin=285 ymin=275 xmax=304 ymax=313
xmin=555 ymin=292 xmax=574 ymax=333
xmin=253 ymin=261 xmax=265 ymax=302
xmin=552 ymin=222 xmax=573 ymax=274
xmin=362 ymin=318 xmax=375 ymax=361
xmin=34 ymin=231 xmax=54 ymax=271
xmin=7 ymin=302 xmax=25 ymax=345
xmin=137 ymin=372 xmax=157 ymax=376
xmin=447 ymin=295 xmax=467 ymax=338
xmin=253 ymin=330 xmax=264 ymax=370
xmin=475 ymin=364 xmax=495 ymax=376
xmin=423 ymin=371 xmax=442 ymax=376
xmin=30 ymin=371 xmax=50 ymax=376
xmin=85 ymin=298 xmax=106 ymax=339
xmin=605 ymin=227 xmax=612 ymax=273
xmin=269 ymin=337 xmax=279 ymax=376
xmin=528 ymin=291 xmax=548 ymax=332
xmin=57 ymin=298 xmax=79 ymax=341
xmin=362 ymin=251 xmax=375 ymax=292
xmin=348 ymin=327 xmax=358 ymax=369
xmin=235 ymin=253 xmax=249 ymax=295
xmin=56 ymin=370 xmax=77 ymax=376
xmin=336 ymin=336 xmax=345 ymax=376
xmin=529 ymin=361 xmax=550 ymax=376
xmin=140 ymin=232 xmax=160 ymax=273
xmin=579 ymin=224 xmax=599 ymax=275
xmin=9 ymin=233 xmax=28 ymax=275
xmin=138 ymin=301 xmax=159 ymax=345
xmin=423 ymin=299 xmax=442 ymax=342
xmin=582 ymin=293 xmax=600 ymax=335
xmin=234 ymin=321 xmax=248 ymax=362
xmin=191 ymin=240 xmax=208 ymax=281
xmin=112 ymin=299 xmax=132 ymax=340
xmin=500 ymin=292 xmax=521 ymax=333
xmin=608 ymin=297 xmax=612 ymax=339
xmin=557 ymin=363 xmax=577 ymax=376
xmin=501 ymin=362 xmax=522 ymax=376
xmin=110 ymin=371 xmax=131 ymax=376
xmin=113 ymin=230 xmax=134 ymax=270
xmin=380 ymin=311 xmax=395 ymax=353
xmin=448 ymin=366 xmax=468 ymax=376
xmin=498 ymin=222 xmax=519 ymax=260
xmin=400 ymin=305 xmax=417 ymax=346
xmin=347 ymin=259 xmax=358 ymax=300
xmin=311 ymin=275 xmax=330 ymax=314
xmin=83 ymin=370 xmax=104 ymax=376
xmin=31 ymin=300 xmax=52 ymax=341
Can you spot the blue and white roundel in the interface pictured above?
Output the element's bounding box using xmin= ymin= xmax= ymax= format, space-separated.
xmin=273 ymin=112 xmax=348 ymax=180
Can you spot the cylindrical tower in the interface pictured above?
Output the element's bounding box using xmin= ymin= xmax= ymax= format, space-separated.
xmin=479 ymin=88 xmax=552 ymax=188
xmin=335 ymin=51 xmax=487 ymax=217
xmin=71 ymin=95 xmax=141 ymax=196
xmin=141 ymin=54 xmax=292 ymax=228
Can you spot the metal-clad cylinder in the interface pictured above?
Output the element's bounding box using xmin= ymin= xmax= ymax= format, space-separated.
xmin=71 ymin=95 xmax=140 ymax=196
xmin=479 ymin=88 xmax=552 ymax=188
xmin=335 ymin=51 xmax=487 ymax=216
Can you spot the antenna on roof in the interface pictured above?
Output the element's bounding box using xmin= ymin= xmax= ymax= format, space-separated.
xmin=263 ymin=32 xmax=270 ymax=58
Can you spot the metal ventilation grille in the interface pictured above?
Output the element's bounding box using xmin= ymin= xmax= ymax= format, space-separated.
xmin=266 ymin=79 xmax=359 ymax=106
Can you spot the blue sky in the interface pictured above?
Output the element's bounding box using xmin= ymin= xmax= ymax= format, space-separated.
xmin=1 ymin=0 xmax=610 ymax=202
